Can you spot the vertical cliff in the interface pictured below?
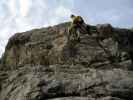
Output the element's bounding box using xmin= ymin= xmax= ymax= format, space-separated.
xmin=0 ymin=22 xmax=133 ymax=100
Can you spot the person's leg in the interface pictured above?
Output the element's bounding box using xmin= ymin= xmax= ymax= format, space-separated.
xmin=68 ymin=25 xmax=76 ymax=41
xmin=78 ymin=23 xmax=91 ymax=36
xmin=76 ymin=29 xmax=80 ymax=42
xmin=82 ymin=23 xmax=91 ymax=35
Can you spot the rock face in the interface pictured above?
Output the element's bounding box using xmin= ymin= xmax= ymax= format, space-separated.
xmin=0 ymin=22 xmax=133 ymax=100
xmin=0 ymin=23 xmax=121 ymax=69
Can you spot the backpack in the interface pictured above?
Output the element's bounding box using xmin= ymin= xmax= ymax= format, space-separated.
xmin=73 ymin=16 xmax=84 ymax=24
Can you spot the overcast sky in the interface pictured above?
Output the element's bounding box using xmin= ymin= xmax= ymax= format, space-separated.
xmin=0 ymin=0 xmax=133 ymax=56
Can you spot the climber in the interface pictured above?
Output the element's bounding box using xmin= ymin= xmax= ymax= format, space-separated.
xmin=68 ymin=14 xmax=90 ymax=42
xmin=71 ymin=14 xmax=84 ymax=25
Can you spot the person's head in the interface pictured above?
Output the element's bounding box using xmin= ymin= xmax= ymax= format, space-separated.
xmin=70 ymin=14 xmax=75 ymax=18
